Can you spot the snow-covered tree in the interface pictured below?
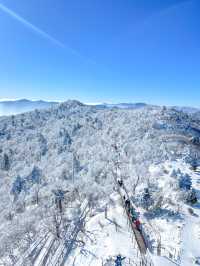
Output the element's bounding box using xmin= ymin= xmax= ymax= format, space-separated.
xmin=140 ymin=187 xmax=154 ymax=210
xmin=11 ymin=176 xmax=25 ymax=200
xmin=1 ymin=153 xmax=10 ymax=171
xmin=186 ymin=189 xmax=197 ymax=204
xmin=179 ymin=173 xmax=192 ymax=190
xmin=0 ymin=100 xmax=199 ymax=261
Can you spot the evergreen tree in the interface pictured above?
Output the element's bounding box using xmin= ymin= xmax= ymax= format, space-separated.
xmin=1 ymin=153 xmax=10 ymax=171
xmin=11 ymin=176 xmax=24 ymax=199
xmin=141 ymin=188 xmax=154 ymax=210
xmin=186 ymin=189 xmax=197 ymax=204
xmin=179 ymin=174 xmax=192 ymax=190
xmin=28 ymin=166 xmax=42 ymax=184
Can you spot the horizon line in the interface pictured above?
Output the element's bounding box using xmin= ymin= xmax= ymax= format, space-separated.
xmin=0 ymin=98 xmax=200 ymax=109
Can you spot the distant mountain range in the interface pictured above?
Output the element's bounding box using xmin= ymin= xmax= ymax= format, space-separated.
xmin=171 ymin=106 xmax=200 ymax=114
xmin=0 ymin=99 xmax=58 ymax=116
xmin=0 ymin=99 xmax=199 ymax=116
xmin=94 ymin=102 xmax=148 ymax=109
xmin=0 ymin=100 xmax=150 ymax=116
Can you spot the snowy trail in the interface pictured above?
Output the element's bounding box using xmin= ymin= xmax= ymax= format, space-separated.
xmin=115 ymin=172 xmax=148 ymax=255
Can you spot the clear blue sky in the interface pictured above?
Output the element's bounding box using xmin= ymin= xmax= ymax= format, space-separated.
xmin=0 ymin=0 xmax=199 ymax=106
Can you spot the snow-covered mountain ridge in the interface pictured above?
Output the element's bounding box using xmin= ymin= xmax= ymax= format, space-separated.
xmin=0 ymin=100 xmax=200 ymax=265
xmin=0 ymin=98 xmax=199 ymax=116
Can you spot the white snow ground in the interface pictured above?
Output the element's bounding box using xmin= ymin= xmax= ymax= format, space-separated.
xmin=66 ymin=161 xmax=200 ymax=266
xmin=148 ymin=160 xmax=200 ymax=266
xmin=180 ymin=166 xmax=200 ymax=265
xmin=64 ymin=192 xmax=180 ymax=266
xmin=65 ymin=193 xmax=140 ymax=265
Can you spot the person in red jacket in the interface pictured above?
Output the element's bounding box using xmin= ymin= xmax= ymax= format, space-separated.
xmin=134 ymin=219 xmax=141 ymax=231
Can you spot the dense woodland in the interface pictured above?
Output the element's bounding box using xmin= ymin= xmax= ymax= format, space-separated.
xmin=0 ymin=100 xmax=199 ymax=264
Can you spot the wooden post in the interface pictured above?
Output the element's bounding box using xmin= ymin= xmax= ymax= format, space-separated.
xmin=54 ymin=214 xmax=60 ymax=238
xmin=157 ymin=239 xmax=161 ymax=256
xmin=105 ymin=205 xmax=108 ymax=219
xmin=58 ymin=198 xmax=62 ymax=213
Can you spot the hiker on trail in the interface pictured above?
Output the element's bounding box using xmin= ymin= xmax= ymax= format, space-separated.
xmin=134 ymin=219 xmax=141 ymax=231
xmin=130 ymin=207 xmax=137 ymax=221
xmin=131 ymin=214 xmax=137 ymax=223
xmin=117 ymin=179 xmax=123 ymax=187
xmin=125 ymin=199 xmax=131 ymax=212
xmin=115 ymin=255 xmax=126 ymax=266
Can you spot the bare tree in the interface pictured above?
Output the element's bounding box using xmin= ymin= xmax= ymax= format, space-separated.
xmin=132 ymin=175 xmax=140 ymax=194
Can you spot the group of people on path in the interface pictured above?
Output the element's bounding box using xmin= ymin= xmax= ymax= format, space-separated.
xmin=117 ymin=178 xmax=141 ymax=231
xmin=113 ymin=179 xmax=143 ymax=265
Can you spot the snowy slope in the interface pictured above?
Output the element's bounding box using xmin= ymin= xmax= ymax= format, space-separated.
xmin=66 ymin=193 xmax=140 ymax=266
xmin=0 ymin=100 xmax=200 ymax=265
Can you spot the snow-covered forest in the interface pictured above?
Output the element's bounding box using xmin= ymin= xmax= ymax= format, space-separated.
xmin=0 ymin=100 xmax=200 ymax=266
